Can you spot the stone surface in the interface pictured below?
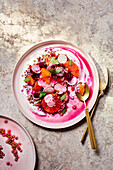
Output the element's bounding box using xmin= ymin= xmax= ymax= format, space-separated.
xmin=0 ymin=0 xmax=113 ymax=170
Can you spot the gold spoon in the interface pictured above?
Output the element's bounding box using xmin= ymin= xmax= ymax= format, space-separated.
xmin=81 ymin=68 xmax=109 ymax=143
xmin=76 ymin=83 xmax=97 ymax=149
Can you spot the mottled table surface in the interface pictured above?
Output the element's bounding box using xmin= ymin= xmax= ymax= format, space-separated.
xmin=0 ymin=0 xmax=113 ymax=170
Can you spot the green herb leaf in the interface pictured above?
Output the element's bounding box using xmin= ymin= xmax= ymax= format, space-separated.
xmin=47 ymin=69 xmax=55 ymax=74
xmin=62 ymin=108 xmax=67 ymax=114
xmin=50 ymin=58 xmax=59 ymax=64
xmin=55 ymin=69 xmax=61 ymax=74
xmin=47 ymin=68 xmax=61 ymax=74
xmin=39 ymin=91 xmax=46 ymax=98
xmin=24 ymin=77 xmax=30 ymax=82
xmin=69 ymin=60 xmax=73 ymax=66
xmin=61 ymin=94 xmax=66 ymax=101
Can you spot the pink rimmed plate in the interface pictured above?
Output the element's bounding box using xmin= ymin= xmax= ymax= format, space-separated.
xmin=12 ymin=40 xmax=99 ymax=129
xmin=0 ymin=115 xmax=36 ymax=170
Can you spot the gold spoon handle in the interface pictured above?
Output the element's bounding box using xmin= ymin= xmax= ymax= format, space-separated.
xmin=84 ymin=101 xmax=97 ymax=149
xmin=81 ymin=91 xmax=103 ymax=143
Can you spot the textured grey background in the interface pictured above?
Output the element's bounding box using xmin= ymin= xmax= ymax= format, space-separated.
xmin=0 ymin=0 xmax=113 ymax=170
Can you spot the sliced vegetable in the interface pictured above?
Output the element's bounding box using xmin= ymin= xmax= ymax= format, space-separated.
xmin=58 ymin=54 xmax=67 ymax=64
xmin=31 ymin=64 xmax=41 ymax=74
xmin=54 ymin=83 xmax=66 ymax=94
xmin=43 ymin=86 xmax=55 ymax=93
xmin=67 ymin=76 xmax=77 ymax=85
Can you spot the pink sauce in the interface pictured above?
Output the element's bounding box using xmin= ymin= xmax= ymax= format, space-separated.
xmin=28 ymin=46 xmax=94 ymax=123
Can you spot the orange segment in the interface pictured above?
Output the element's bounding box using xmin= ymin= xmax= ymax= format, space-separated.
xmin=79 ymin=83 xmax=86 ymax=96
xmin=41 ymin=68 xmax=51 ymax=84
xmin=28 ymin=75 xmax=35 ymax=86
xmin=64 ymin=61 xmax=79 ymax=77
xmin=43 ymin=77 xmax=51 ymax=84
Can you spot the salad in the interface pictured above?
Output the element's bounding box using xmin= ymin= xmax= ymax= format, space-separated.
xmin=22 ymin=47 xmax=88 ymax=116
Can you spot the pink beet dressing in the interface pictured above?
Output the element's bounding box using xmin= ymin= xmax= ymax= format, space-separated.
xmin=23 ymin=46 xmax=94 ymax=123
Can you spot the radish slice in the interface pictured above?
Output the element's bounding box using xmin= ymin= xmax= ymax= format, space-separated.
xmin=67 ymin=77 xmax=77 ymax=85
xmin=38 ymin=79 xmax=49 ymax=88
xmin=26 ymin=85 xmax=32 ymax=96
xmin=31 ymin=64 xmax=41 ymax=74
xmin=43 ymin=86 xmax=55 ymax=93
xmin=47 ymin=101 xmax=55 ymax=107
xmin=54 ymin=83 xmax=66 ymax=94
xmin=44 ymin=94 xmax=55 ymax=107
xmin=58 ymin=54 xmax=67 ymax=64
xmin=44 ymin=94 xmax=53 ymax=103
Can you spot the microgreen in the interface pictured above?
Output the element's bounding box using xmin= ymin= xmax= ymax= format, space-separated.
xmin=62 ymin=108 xmax=67 ymax=114
xmin=61 ymin=94 xmax=66 ymax=101
xmin=69 ymin=60 xmax=73 ymax=66
xmin=24 ymin=77 xmax=30 ymax=82
xmin=39 ymin=91 xmax=46 ymax=98
xmin=50 ymin=58 xmax=59 ymax=64
xmin=47 ymin=69 xmax=61 ymax=74
xmin=47 ymin=69 xmax=55 ymax=73
xmin=55 ymin=69 xmax=61 ymax=74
